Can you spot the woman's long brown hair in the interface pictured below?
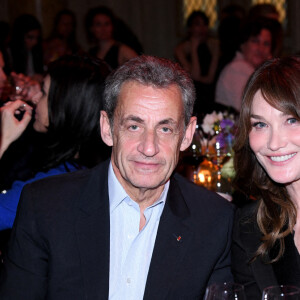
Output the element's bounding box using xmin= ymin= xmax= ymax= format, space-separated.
xmin=233 ymin=56 xmax=300 ymax=262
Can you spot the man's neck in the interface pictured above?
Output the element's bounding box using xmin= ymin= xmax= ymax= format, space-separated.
xmin=111 ymin=162 xmax=166 ymax=213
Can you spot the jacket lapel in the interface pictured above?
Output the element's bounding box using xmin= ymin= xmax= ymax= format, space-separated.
xmin=75 ymin=161 xmax=110 ymax=299
xmin=143 ymin=177 xmax=194 ymax=300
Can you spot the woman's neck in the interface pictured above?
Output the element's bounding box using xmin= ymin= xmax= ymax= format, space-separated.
xmin=97 ymin=39 xmax=114 ymax=49
xmin=96 ymin=39 xmax=115 ymax=60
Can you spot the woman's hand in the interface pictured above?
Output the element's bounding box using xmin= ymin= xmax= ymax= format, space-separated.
xmin=0 ymin=100 xmax=33 ymax=159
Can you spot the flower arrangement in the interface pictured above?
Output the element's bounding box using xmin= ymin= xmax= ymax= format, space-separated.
xmin=200 ymin=110 xmax=237 ymax=154
xmin=193 ymin=110 xmax=237 ymax=183
xmin=201 ymin=111 xmax=236 ymax=149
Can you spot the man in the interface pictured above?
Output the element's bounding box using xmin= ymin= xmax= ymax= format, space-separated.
xmin=0 ymin=55 xmax=234 ymax=299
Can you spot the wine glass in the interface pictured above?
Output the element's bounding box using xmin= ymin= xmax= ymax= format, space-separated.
xmin=262 ymin=285 xmax=300 ymax=299
xmin=8 ymin=75 xmax=29 ymax=101
xmin=204 ymin=282 xmax=246 ymax=300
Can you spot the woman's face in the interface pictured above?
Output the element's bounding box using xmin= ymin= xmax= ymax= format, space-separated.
xmin=24 ymin=29 xmax=40 ymax=50
xmin=241 ymin=29 xmax=272 ymax=68
xmin=249 ymin=89 xmax=300 ymax=186
xmin=57 ymin=14 xmax=74 ymax=38
xmin=90 ymin=14 xmax=113 ymax=41
xmin=33 ymin=75 xmax=50 ymax=133
xmin=189 ymin=16 xmax=208 ymax=39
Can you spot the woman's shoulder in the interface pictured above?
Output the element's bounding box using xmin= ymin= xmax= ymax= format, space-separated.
xmin=119 ymin=42 xmax=137 ymax=54
xmin=220 ymin=54 xmax=254 ymax=80
xmin=118 ymin=43 xmax=138 ymax=64
xmin=175 ymin=39 xmax=190 ymax=53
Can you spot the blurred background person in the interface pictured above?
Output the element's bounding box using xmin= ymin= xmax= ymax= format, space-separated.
xmin=248 ymin=3 xmax=280 ymax=21
xmin=232 ymin=56 xmax=300 ymax=298
xmin=0 ymin=21 xmax=11 ymax=75
xmin=0 ymin=51 xmax=7 ymax=101
xmin=85 ymin=5 xmax=138 ymax=70
xmin=43 ymin=9 xmax=82 ymax=67
xmin=247 ymin=3 xmax=283 ymax=58
xmin=175 ymin=10 xmax=219 ymax=115
xmin=215 ymin=18 xmax=274 ymax=112
xmin=8 ymin=14 xmax=44 ymax=82
xmin=217 ymin=4 xmax=246 ymax=78
xmin=0 ymin=54 xmax=110 ymax=231
xmin=113 ymin=17 xmax=143 ymax=55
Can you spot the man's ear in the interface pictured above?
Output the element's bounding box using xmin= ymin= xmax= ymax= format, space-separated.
xmin=180 ymin=116 xmax=197 ymax=151
xmin=100 ymin=111 xmax=113 ymax=146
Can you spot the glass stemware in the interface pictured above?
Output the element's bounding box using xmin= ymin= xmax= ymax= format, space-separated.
xmin=204 ymin=282 xmax=246 ymax=300
xmin=8 ymin=75 xmax=29 ymax=101
xmin=262 ymin=285 xmax=300 ymax=299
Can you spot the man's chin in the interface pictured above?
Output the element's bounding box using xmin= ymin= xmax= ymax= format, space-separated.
xmin=129 ymin=177 xmax=166 ymax=191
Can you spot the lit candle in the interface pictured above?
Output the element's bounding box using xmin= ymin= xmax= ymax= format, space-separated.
xmin=198 ymin=172 xmax=205 ymax=183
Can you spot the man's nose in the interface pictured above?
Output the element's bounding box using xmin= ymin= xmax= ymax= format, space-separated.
xmin=137 ymin=129 xmax=159 ymax=157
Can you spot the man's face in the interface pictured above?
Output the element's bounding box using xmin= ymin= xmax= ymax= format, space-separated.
xmin=100 ymin=81 xmax=196 ymax=197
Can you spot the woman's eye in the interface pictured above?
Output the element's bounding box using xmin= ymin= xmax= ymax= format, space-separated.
xmin=251 ymin=121 xmax=266 ymax=129
xmin=287 ymin=118 xmax=298 ymax=124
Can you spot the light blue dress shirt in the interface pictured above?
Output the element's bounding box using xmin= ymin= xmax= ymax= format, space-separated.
xmin=108 ymin=163 xmax=169 ymax=300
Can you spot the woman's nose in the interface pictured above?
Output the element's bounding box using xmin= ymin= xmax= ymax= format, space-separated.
xmin=267 ymin=128 xmax=286 ymax=151
xmin=31 ymin=90 xmax=43 ymax=105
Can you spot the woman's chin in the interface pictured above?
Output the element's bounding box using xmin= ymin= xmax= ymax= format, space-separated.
xmin=33 ymin=121 xmax=47 ymax=133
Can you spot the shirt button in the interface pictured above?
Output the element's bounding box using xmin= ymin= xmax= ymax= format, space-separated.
xmin=126 ymin=278 xmax=131 ymax=285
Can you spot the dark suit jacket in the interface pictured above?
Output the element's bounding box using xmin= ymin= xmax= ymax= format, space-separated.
xmin=232 ymin=201 xmax=300 ymax=299
xmin=0 ymin=160 xmax=234 ymax=299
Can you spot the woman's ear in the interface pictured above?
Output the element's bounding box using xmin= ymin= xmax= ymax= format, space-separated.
xmin=100 ymin=111 xmax=113 ymax=146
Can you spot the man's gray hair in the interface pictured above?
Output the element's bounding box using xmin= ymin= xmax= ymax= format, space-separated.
xmin=103 ymin=55 xmax=195 ymax=126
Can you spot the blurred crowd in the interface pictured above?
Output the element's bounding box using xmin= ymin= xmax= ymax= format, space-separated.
xmin=175 ymin=3 xmax=284 ymax=117
xmin=0 ymin=4 xmax=288 ymax=112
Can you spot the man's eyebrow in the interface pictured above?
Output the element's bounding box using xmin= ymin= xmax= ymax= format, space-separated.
xmin=158 ymin=118 xmax=177 ymax=125
xmin=121 ymin=115 xmax=144 ymax=125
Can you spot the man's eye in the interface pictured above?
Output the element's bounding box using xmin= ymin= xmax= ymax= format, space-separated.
xmin=161 ymin=127 xmax=171 ymax=133
xmin=129 ymin=125 xmax=139 ymax=131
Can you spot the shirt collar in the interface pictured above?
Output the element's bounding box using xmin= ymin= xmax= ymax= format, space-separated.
xmin=108 ymin=162 xmax=169 ymax=214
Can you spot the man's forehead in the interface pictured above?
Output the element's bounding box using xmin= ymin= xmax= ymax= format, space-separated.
xmin=113 ymin=81 xmax=185 ymax=125
xmin=118 ymin=80 xmax=181 ymax=95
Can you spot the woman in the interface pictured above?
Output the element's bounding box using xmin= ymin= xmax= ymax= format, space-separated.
xmin=43 ymin=9 xmax=82 ymax=66
xmin=9 ymin=14 xmax=44 ymax=82
xmin=85 ymin=5 xmax=137 ymax=70
xmin=0 ymin=54 xmax=110 ymax=230
xmin=215 ymin=18 xmax=274 ymax=112
xmin=175 ymin=10 xmax=219 ymax=114
xmin=232 ymin=56 xmax=300 ymax=298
